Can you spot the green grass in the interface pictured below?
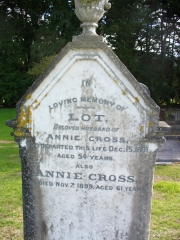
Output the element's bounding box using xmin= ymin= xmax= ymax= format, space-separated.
xmin=0 ymin=108 xmax=23 ymax=239
xmin=154 ymin=165 xmax=180 ymax=181
xmin=0 ymin=108 xmax=16 ymax=141
xmin=0 ymin=143 xmax=23 ymax=239
xmin=150 ymin=165 xmax=180 ymax=240
xmin=0 ymin=109 xmax=180 ymax=239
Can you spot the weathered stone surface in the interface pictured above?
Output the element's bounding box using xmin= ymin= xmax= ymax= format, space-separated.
xmin=6 ymin=2 xmax=170 ymax=237
xmin=6 ymin=38 xmax=169 ymax=240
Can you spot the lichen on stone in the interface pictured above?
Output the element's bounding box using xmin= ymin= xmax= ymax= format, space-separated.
xmin=17 ymin=106 xmax=32 ymax=129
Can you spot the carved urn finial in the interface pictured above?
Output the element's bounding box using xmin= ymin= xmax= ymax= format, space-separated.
xmin=74 ymin=0 xmax=111 ymax=36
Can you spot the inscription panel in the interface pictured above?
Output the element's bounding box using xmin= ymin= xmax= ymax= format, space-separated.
xmin=19 ymin=54 xmax=160 ymax=239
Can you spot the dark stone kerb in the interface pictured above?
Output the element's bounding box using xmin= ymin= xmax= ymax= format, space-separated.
xmin=142 ymin=122 xmax=170 ymax=145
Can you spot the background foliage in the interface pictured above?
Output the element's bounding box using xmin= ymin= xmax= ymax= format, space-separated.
xmin=0 ymin=0 xmax=180 ymax=107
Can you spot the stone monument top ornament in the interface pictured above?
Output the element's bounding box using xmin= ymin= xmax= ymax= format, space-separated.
xmin=74 ymin=0 xmax=111 ymax=36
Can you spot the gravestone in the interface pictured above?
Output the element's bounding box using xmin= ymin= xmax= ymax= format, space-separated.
xmin=7 ymin=1 xmax=169 ymax=239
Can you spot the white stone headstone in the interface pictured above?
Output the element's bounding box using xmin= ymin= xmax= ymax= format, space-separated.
xmin=6 ymin=1 xmax=169 ymax=239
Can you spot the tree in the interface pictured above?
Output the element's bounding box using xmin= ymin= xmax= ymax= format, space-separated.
xmin=0 ymin=0 xmax=80 ymax=107
xmin=30 ymin=0 xmax=80 ymax=61
xmin=103 ymin=0 xmax=180 ymax=105
xmin=0 ymin=0 xmax=49 ymax=106
xmin=0 ymin=0 xmax=180 ymax=106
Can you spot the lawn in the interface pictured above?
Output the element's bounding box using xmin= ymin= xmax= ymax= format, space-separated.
xmin=0 ymin=109 xmax=180 ymax=239
xmin=0 ymin=108 xmax=23 ymax=239
xmin=0 ymin=108 xmax=16 ymax=141
xmin=150 ymin=165 xmax=180 ymax=240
